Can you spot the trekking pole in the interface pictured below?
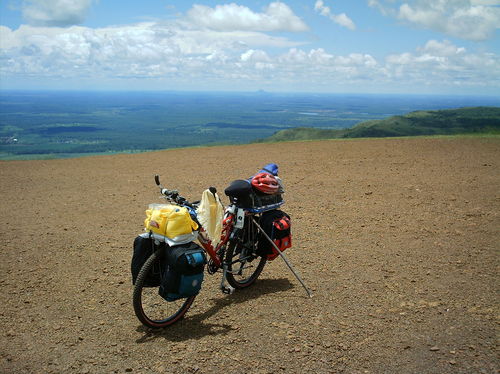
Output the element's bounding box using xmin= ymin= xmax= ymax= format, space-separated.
xmin=252 ymin=217 xmax=313 ymax=298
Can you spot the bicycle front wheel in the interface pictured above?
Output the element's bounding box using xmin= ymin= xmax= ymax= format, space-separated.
xmin=133 ymin=249 xmax=195 ymax=329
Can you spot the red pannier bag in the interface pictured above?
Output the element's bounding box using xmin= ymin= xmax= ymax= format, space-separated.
xmin=257 ymin=210 xmax=292 ymax=261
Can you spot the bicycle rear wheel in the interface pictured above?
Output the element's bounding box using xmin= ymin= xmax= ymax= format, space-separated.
xmin=133 ymin=249 xmax=195 ymax=328
xmin=225 ymin=218 xmax=267 ymax=289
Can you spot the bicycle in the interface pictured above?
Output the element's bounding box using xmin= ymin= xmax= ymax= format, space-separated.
xmin=132 ymin=174 xmax=286 ymax=329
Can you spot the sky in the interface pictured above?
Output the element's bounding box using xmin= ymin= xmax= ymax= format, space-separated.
xmin=0 ymin=0 xmax=499 ymax=95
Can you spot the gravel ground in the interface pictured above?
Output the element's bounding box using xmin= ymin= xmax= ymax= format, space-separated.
xmin=0 ymin=137 xmax=499 ymax=374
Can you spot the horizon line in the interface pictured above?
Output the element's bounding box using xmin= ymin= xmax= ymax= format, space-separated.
xmin=1 ymin=89 xmax=500 ymax=99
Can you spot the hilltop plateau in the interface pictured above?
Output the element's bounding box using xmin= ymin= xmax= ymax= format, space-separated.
xmin=1 ymin=137 xmax=498 ymax=374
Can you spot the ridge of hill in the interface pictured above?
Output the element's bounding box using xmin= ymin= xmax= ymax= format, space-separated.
xmin=261 ymin=106 xmax=500 ymax=142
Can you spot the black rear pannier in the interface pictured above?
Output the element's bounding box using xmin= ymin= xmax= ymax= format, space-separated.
xmin=257 ymin=210 xmax=292 ymax=260
xmin=158 ymin=242 xmax=207 ymax=302
xmin=225 ymin=179 xmax=283 ymax=209
xmin=131 ymin=234 xmax=161 ymax=287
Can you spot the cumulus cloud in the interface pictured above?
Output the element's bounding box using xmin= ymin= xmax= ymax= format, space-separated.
xmin=385 ymin=39 xmax=500 ymax=87
xmin=314 ymin=0 xmax=356 ymax=30
xmin=369 ymin=0 xmax=500 ymax=41
xmin=22 ymin=0 xmax=95 ymax=27
xmin=186 ymin=2 xmax=308 ymax=32
xmin=0 ymin=17 xmax=306 ymax=82
xmin=241 ymin=49 xmax=271 ymax=62
xmin=417 ymin=39 xmax=466 ymax=57
xmin=471 ymin=0 xmax=500 ymax=5
xmin=1 ymin=2 xmax=498 ymax=92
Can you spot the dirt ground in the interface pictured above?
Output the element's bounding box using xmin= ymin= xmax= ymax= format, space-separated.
xmin=0 ymin=137 xmax=499 ymax=374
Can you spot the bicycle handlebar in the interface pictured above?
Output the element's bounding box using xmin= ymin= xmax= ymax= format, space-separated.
xmin=155 ymin=174 xmax=217 ymax=209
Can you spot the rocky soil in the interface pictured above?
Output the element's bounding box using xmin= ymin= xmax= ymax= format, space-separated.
xmin=0 ymin=137 xmax=499 ymax=374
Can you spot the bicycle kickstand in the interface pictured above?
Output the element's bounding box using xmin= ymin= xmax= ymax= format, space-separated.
xmin=220 ymin=264 xmax=235 ymax=295
xmin=252 ymin=217 xmax=313 ymax=298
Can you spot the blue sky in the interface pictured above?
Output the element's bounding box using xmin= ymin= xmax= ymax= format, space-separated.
xmin=1 ymin=0 xmax=499 ymax=94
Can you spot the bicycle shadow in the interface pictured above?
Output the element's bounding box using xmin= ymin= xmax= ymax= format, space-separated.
xmin=135 ymin=277 xmax=294 ymax=343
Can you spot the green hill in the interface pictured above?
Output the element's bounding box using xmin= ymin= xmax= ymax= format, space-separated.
xmin=261 ymin=106 xmax=500 ymax=142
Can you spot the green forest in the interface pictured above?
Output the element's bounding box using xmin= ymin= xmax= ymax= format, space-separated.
xmin=262 ymin=107 xmax=500 ymax=142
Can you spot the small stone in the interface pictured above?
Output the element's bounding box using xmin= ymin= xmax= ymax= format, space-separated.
xmin=449 ymin=360 xmax=456 ymax=365
xmin=430 ymin=346 xmax=440 ymax=351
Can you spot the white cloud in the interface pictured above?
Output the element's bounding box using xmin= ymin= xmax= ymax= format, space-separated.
xmin=0 ymin=3 xmax=498 ymax=93
xmin=335 ymin=53 xmax=378 ymax=67
xmin=241 ymin=49 xmax=271 ymax=62
xmin=0 ymin=17 xmax=305 ymax=82
xmin=417 ymin=39 xmax=466 ymax=57
xmin=385 ymin=39 xmax=500 ymax=86
xmin=186 ymin=2 xmax=308 ymax=32
xmin=471 ymin=0 xmax=500 ymax=5
xmin=370 ymin=0 xmax=500 ymax=41
xmin=22 ymin=0 xmax=95 ymax=27
xmin=314 ymin=0 xmax=356 ymax=30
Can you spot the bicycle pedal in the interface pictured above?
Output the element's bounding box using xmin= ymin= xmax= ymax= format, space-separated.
xmin=220 ymin=285 xmax=235 ymax=295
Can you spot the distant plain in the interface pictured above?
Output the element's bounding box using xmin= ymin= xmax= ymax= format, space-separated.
xmin=1 ymin=91 xmax=499 ymax=160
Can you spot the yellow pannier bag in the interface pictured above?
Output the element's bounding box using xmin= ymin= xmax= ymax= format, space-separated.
xmin=144 ymin=204 xmax=199 ymax=239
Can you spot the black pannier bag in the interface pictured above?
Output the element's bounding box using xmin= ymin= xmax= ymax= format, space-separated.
xmin=158 ymin=242 xmax=207 ymax=302
xmin=225 ymin=179 xmax=283 ymax=209
xmin=131 ymin=234 xmax=161 ymax=287
xmin=257 ymin=210 xmax=292 ymax=261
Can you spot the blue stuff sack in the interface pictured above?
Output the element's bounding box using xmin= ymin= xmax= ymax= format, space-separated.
xmin=159 ymin=242 xmax=206 ymax=302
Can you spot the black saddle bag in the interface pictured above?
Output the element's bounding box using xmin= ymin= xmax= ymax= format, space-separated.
xmin=225 ymin=179 xmax=283 ymax=209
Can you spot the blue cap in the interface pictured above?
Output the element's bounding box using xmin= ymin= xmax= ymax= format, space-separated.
xmin=260 ymin=163 xmax=278 ymax=176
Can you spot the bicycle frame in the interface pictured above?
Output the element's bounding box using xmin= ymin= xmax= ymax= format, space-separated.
xmin=196 ymin=203 xmax=265 ymax=294
xmin=196 ymin=210 xmax=234 ymax=268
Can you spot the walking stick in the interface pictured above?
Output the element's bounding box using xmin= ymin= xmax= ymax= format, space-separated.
xmin=252 ymin=217 xmax=313 ymax=298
